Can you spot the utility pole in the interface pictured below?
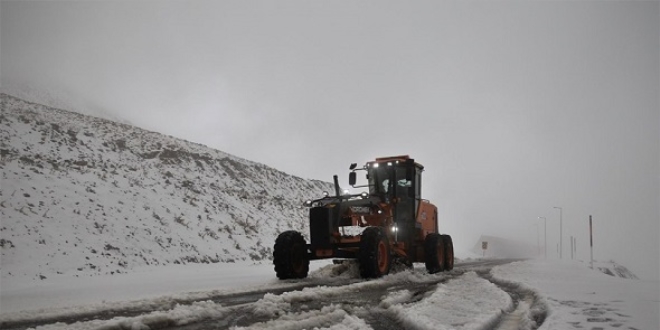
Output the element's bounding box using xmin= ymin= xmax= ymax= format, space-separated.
xmin=539 ymin=217 xmax=547 ymax=258
xmin=553 ymin=206 xmax=563 ymax=259
xmin=530 ymin=222 xmax=540 ymax=257
xmin=589 ymin=215 xmax=594 ymax=269
xmin=536 ymin=224 xmax=540 ymax=256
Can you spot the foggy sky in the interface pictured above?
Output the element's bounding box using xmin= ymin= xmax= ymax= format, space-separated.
xmin=2 ymin=1 xmax=658 ymax=280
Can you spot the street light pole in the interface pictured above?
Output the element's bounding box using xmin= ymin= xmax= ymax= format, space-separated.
xmin=553 ymin=206 xmax=563 ymax=259
xmin=538 ymin=217 xmax=547 ymax=258
xmin=533 ymin=223 xmax=540 ymax=256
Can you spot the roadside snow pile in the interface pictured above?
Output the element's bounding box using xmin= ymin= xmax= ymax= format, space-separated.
xmin=240 ymin=304 xmax=371 ymax=330
xmin=491 ymin=259 xmax=659 ymax=330
xmin=309 ymin=260 xmax=361 ymax=279
xmin=593 ymin=260 xmax=639 ymax=279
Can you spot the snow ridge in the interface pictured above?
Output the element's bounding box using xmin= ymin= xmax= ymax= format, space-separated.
xmin=0 ymin=93 xmax=333 ymax=281
xmin=595 ymin=260 xmax=639 ymax=280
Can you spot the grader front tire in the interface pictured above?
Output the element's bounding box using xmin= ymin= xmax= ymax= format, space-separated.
xmin=359 ymin=227 xmax=391 ymax=278
xmin=273 ymin=230 xmax=309 ymax=279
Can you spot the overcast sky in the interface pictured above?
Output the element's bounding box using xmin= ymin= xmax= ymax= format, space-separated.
xmin=2 ymin=1 xmax=658 ymax=280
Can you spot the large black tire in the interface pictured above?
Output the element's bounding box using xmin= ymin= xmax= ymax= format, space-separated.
xmin=424 ymin=233 xmax=445 ymax=274
xmin=273 ymin=230 xmax=309 ymax=279
xmin=358 ymin=227 xmax=391 ymax=278
xmin=442 ymin=234 xmax=454 ymax=271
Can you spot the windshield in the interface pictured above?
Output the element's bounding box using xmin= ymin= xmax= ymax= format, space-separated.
xmin=368 ymin=165 xmax=390 ymax=195
xmin=368 ymin=164 xmax=411 ymax=196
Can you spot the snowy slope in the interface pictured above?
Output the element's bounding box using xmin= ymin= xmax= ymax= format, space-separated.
xmin=0 ymin=93 xmax=333 ymax=281
xmin=0 ymin=85 xmax=130 ymax=125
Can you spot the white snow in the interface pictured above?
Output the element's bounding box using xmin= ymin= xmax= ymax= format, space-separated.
xmin=236 ymin=305 xmax=372 ymax=330
xmin=491 ymin=259 xmax=660 ymax=330
xmin=1 ymin=258 xmax=657 ymax=330
xmin=1 ymin=93 xmax=333 ymax=282
xmin=2 ymin=95 xmax=658 ymax=329
xmin=384 ymin=272 xmax=513 ymax=330
xmin=2 ymin=261 xmax=284 ymax=316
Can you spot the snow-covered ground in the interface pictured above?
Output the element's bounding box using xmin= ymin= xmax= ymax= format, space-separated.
xmin=1 ymin=258 xmax=657 ymax=330
xmin=492 ymin=259 xmax=659 ymax=330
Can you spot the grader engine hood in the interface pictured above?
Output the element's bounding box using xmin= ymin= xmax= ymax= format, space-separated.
xmin=308 ymin=196 xmax=394 ymax=250
xmin=310 ymin=196 xmax=386 ymax=226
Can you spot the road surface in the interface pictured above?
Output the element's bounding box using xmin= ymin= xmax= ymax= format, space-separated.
xmin=1 ymin=259 xmax=546 ymax=330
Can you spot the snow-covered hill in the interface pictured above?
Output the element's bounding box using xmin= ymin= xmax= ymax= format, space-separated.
xmin=592 ymin=260 xmax=639 ymax=280
xmin=0 ymin=85 xmax=130 ymax=125
xmin=0 ymin=93 xmax=333 ymax=281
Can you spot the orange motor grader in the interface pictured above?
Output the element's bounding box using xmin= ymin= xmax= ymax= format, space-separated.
xmin=273 ymin=155 xmax=454 ymax=279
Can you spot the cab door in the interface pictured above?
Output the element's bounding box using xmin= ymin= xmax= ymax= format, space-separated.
xmin=393 ymin=166 xmax=415 ymax=246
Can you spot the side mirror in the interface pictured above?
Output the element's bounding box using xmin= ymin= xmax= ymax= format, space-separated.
xmin=349 ymin=172 xmax=357 ymax=186
xmin=349 ymin=163 xmax=358 ymax=170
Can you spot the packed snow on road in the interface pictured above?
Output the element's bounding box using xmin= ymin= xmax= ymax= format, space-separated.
xmin=1 ymin=258 xmax=657 ymax=330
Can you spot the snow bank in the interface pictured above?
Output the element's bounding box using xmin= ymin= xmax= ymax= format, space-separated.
xmin=491 ymin=259 xmax=659 ymax=330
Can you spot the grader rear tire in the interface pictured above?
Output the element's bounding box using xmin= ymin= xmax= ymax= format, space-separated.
xmin=424 ymin=233 xmax=445 ymax=274
xmin=442 ymin=234 xmax=454 ymax=271
xmin=273 ymin=230 xmax=309 ymax=279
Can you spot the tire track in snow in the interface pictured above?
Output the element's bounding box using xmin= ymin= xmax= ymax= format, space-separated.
xmin=478 ymin=271 xmax=548 ymax=330
xmin=170 ymin=271 xmax=455 ymax=330
xmin=0 ymin=281 xmax=356 ymax=330
xmin=2 ymin=259 xmax=523 ymax=330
